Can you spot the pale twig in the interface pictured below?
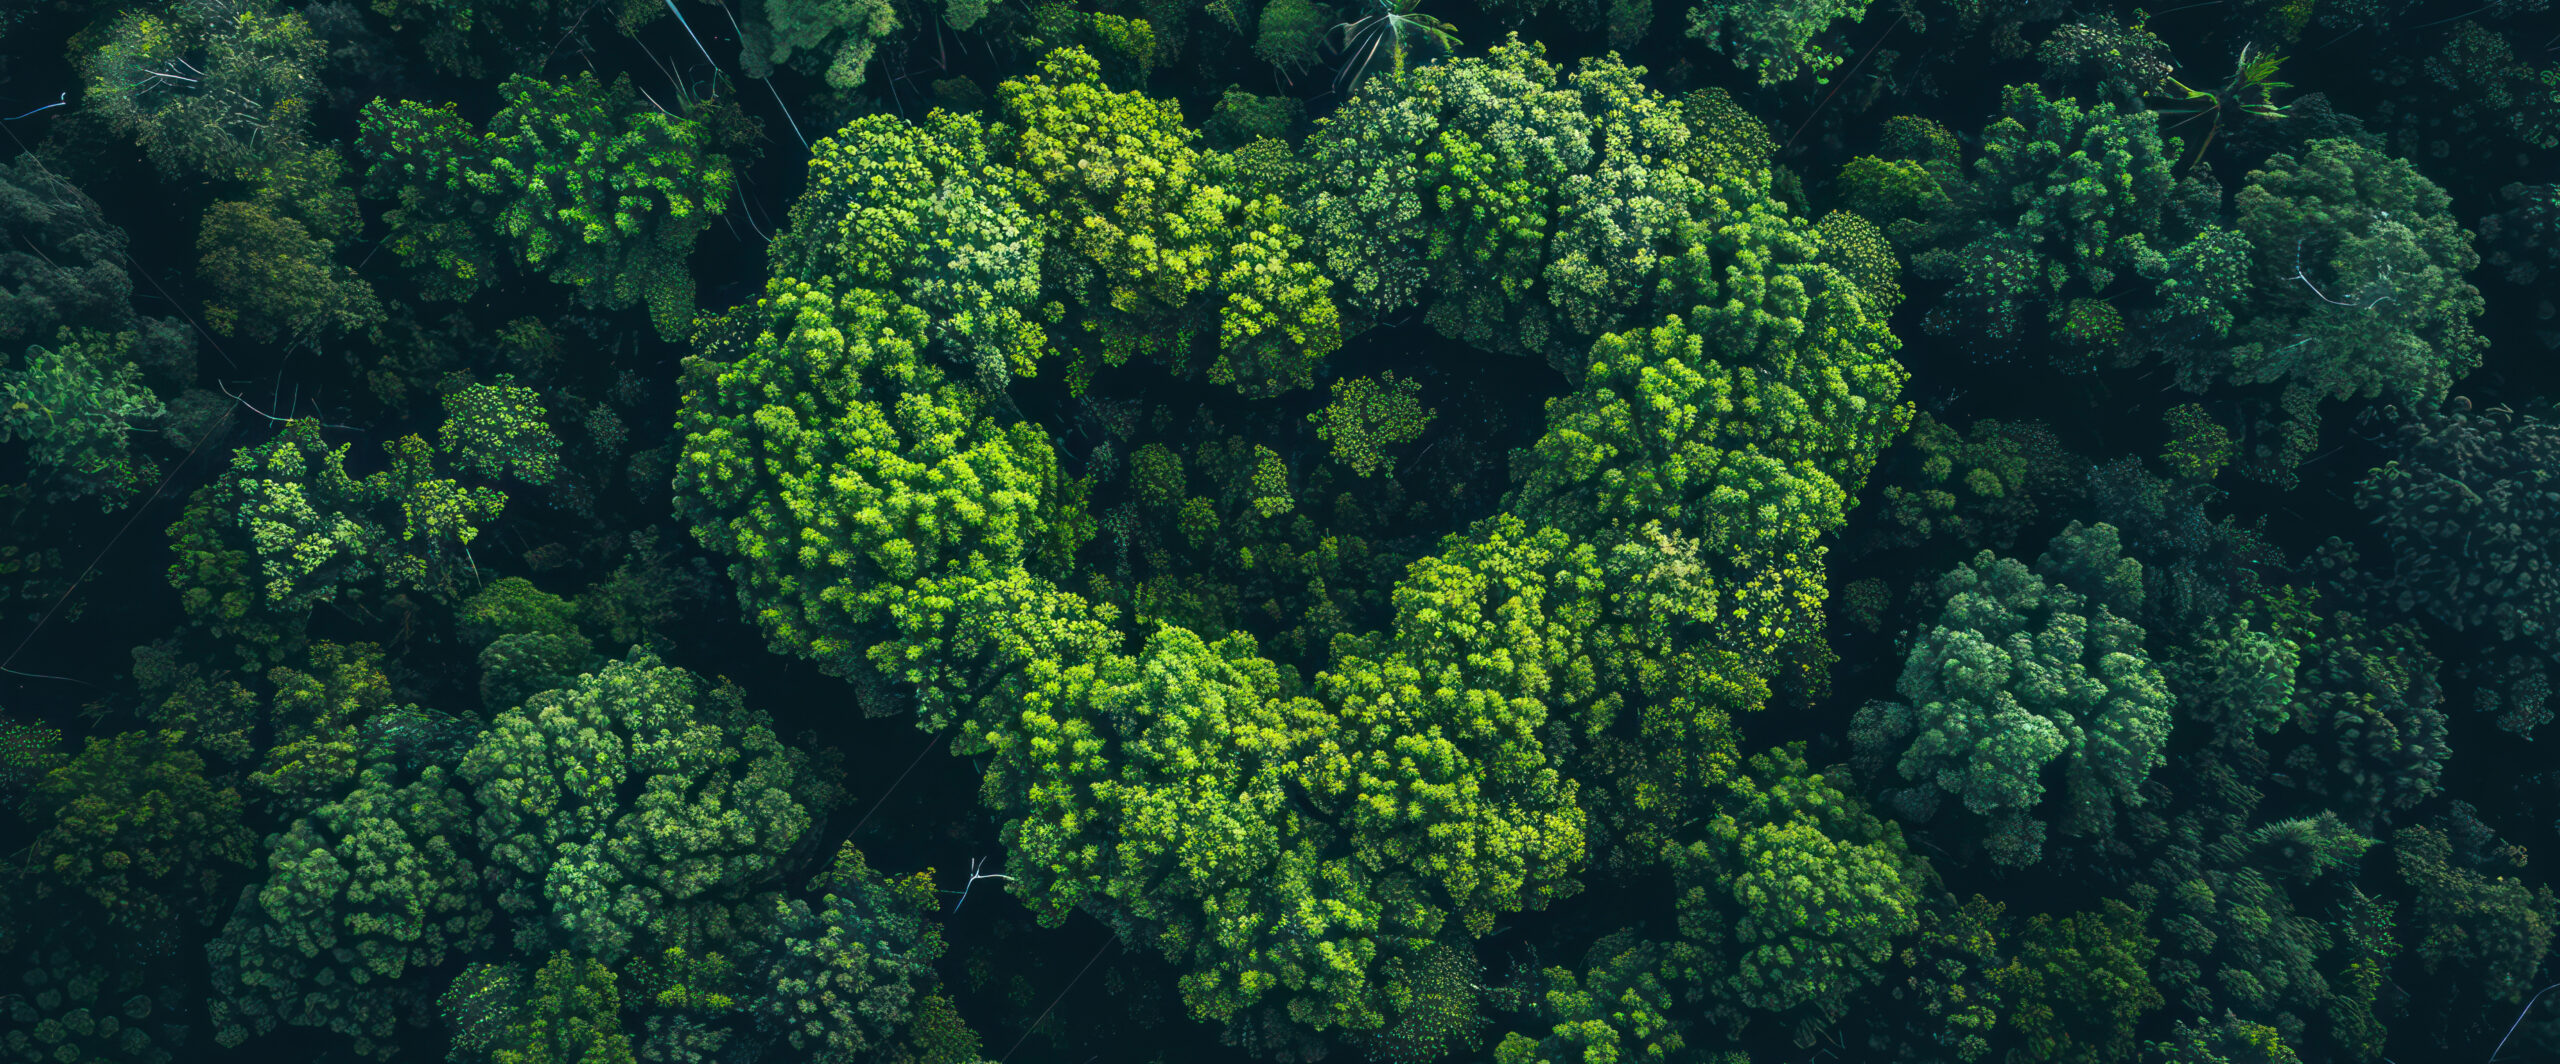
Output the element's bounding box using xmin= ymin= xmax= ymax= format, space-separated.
xmin=217 ymin=379 xmax=359 ymax=429
xmin=3 ymin=94 xmax=66 ymax=121
xmin=944 ymin=856 xmax=1016 ymax=911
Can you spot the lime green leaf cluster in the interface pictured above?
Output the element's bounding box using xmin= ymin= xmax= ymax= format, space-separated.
xmin=774 ymin=111 xmax=1047 ymax=391
xmin=1306 ymin=45 xmax=1882 ymax=371
xmin=1000 ymin=47 xmax=1340 ymax=395
xmin=1508 ymin=301 xmax=1905 ymax=682
xmin=166 ymin=419 xmax=506 ymax=658
xmin=1311 ymin=373 xmax=1433 ymax=477
xmin=677 ymin=39 xmax=1912 ymax=1050
xmin=673 ymin=280 xmax=1071 ymax=682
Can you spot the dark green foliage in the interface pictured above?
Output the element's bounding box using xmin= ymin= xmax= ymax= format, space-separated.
xmin=2393 ymin=824 xmax=2559 ymax=1010
xmin=0 ymin=715 xmax=66 ymax=800
xmin=442 ymin=377 xmax=561 ymax=485
xmin=1850 ymin=526 xmax=2172 ymax=865
xmin=2152 ymin=1013 xmax=2302 ymax=1064
xmin=1860 ymin=83 xmax=2247 ymax=366
xmin=194 ymin=145 xmax=382 ymax=346
xmin=457 ymin=650 xmax=822 ymax=962
xmin=2346 ymin=403 xmax=2560 ymax=742
xmin=624 ymin=947 xmax=745 ymax=1064
xmin=459 ymin=578 xmax=583 ymax=647
xmin=0 ymin=155 xmax=187 ymax=365
xmin=363 ymin=0 xmax=632 ymax=76
xmin=1489 ymin=934 xmax=1696 ymax=1064
xmin=748 ymin=846 xmax=952 ymax=1062
xmin=573 ymin=528 xmax=722 ymax=653
xmin=1253 ymin=0 xmax=1332 ymax=70
xmin=483 ymin=953 xmax=637 ymax=1064
xmin=2036 ymin=14 xmax=2174 ymax=108
xmin=359 ymin=73 xmax=738 ymax=339
xmin=2354 ymin=403 xmax=2560 ymax=651
xmin=735 ymin=0 xmax=900 ymax=88
xmin=0 ymin=329 xmax=166 ymax=505
xmin=207 ymin=762 xmax=491 ymax=1058
xmin=1204 ymin=87 xmax=1305 ymax=148
xmin=440 ymin=961 xmax=528 ymax=1061
xmin=2 ymin=949 xmax=175 ymax=1064
xmin=770 ymin=110 xmax=1046 ymax=392
xmin=22 ymin=731 xmax=255 ymax=931
xmin=17 ymin=6 xmax=2556 ymax=1062
xmin=2479 ymin=181 xmax=2560 ymax=348
xmin=2162 ymin=404 xmax=2237 ymax=482
xmin=165 ymin=420 xmax=507 ymax=660
xmin=1874 ymin=893 xmax=2008 ymax=1061
xmin=1684 ymin=0 xmax=1871 ymax=85
xmin=1856 ymin=412 xmax=2083 ymax=556
xmin=79 ymin=0 xmax=327 ymax=180
xmin=248 ymin=641 xmax=405 ymax=805
xmin=1988 ymin=895 xmax=2163 ymax=1064
xmin=1671 ymin=745 xmax=1922 ymax=1033
xmin=2392 ymin=20 xmax=2560 ymax=158
xmin=2481 ymin=182 xmax=2560 ymax=285
xmin=2273 ymin=595 xmax=2450 ymax=827
xmin=1356 ymin=943 xmax=1487 ymax=1063
xmin=2187 ymin=138 xmax=2486 ymax=483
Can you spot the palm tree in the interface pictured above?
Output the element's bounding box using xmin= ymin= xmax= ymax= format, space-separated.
xmin=2152 ymin=42 xmax=2292 ymax=172
xmin=1327 ymin=0 xmax=1461 ymax=93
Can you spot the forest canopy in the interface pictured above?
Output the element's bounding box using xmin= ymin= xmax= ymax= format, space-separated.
xmin=4 ymin=0 xmax=2560 ymax=1061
